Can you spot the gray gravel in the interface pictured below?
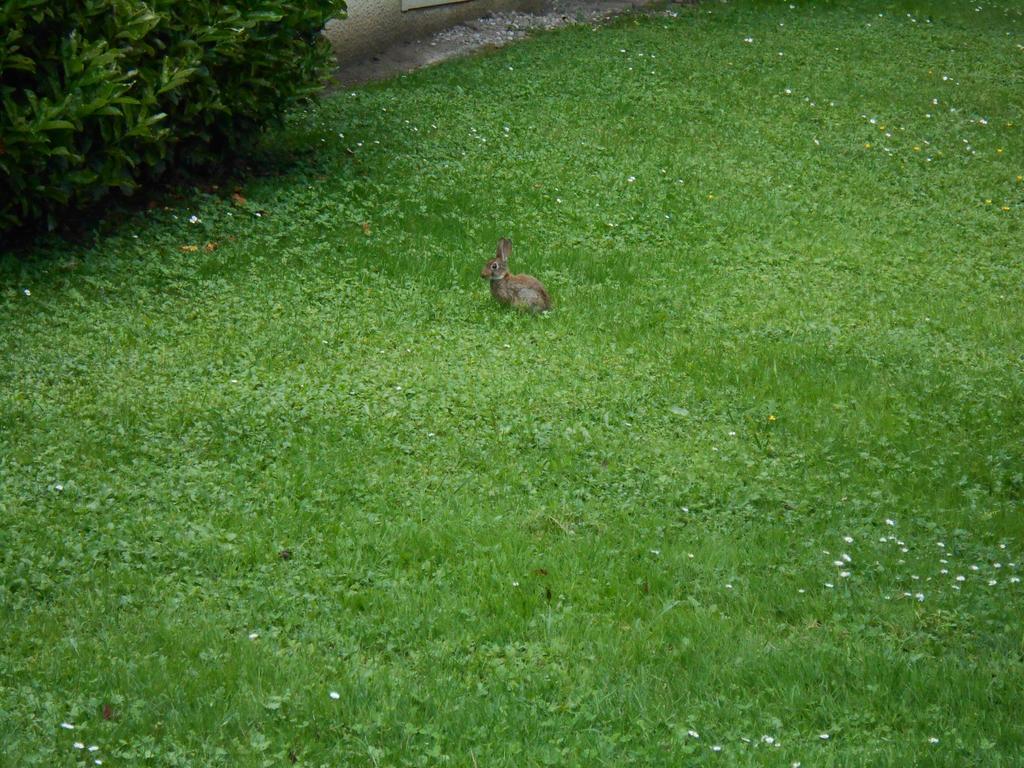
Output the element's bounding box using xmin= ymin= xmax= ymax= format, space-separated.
xmin=431 ymin=5 xmax=619 ymax=43
xmin=333 ymin=1 xmax=658 ymax=87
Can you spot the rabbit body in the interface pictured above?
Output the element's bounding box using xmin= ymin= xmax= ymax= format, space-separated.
xmin=481 ymin=238 xmax=551 ymax=313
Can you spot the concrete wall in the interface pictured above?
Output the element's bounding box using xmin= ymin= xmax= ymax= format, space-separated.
xmin=324 ymin=0 xmax=543 ymax=65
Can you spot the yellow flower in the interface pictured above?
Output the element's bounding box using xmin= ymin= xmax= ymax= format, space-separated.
xmin=985 ymin=199 xmax=993 ymax=205
xmin=864 ymin=143 xmax=872 ymax=148
xmin=1002 ymin=206 xmax=1011 ymax=211
xmin=913 ymin=146 xmax=921 ymax=151
xmin=997 ymin=148 xmax=1004 ymax=154
xmin=768 ymin=414 xmax=777 ymax=423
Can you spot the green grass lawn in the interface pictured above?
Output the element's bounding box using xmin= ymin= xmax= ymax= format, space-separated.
xmin=2 ymin=0 xmax=1023 ymax=765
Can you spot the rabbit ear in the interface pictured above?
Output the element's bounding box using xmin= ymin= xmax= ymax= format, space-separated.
xmin=498 ymin=238 xmax=512 ymax=262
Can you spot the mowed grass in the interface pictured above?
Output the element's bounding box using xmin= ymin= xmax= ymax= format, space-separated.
xmin=2 ymin=0 xmax=1024 ymax=765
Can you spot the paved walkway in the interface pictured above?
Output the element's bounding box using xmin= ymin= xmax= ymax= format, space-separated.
xmin=332 ymin=0 xmax=664 ymax=87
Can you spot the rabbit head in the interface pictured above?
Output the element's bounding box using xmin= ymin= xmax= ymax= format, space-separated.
xmin=481 ymin=237 xmax=512 ymax=281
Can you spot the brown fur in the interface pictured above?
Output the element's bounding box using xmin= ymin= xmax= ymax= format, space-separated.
xmin=480 ymin=238 xmax=551 ymax=313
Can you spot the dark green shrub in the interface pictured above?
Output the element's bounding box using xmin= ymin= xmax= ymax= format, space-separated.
xmin=1 ymin=0 xmax=346 ymax=232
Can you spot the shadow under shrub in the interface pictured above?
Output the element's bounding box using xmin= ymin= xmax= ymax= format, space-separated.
xmin=0 ymin=0 xmax=345 ymax=233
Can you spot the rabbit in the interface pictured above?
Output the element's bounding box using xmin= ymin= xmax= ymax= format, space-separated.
xmin=480 ymin=238 xmax=551 ymax=313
